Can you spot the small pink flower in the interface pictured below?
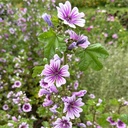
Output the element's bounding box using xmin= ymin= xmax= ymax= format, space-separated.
xmin=3 ymin=104 xmax=9 ymax=110
xmin=12 ymin=81 xmax=21 ymax=88
xmin=43 ymin=96 xmax=53 ymax=107
xmin=19 ymin=122 xmax=29 ymax=128
xmin=89 ymin=94 xmax=95 ymax=99
xmin=116 ymin=119 xmax=126 ymax=128
xmin=22 ymin=103 xmax=32 ymax=112
xmin=107 ymin=117 xmax=117 ymax=126
xmin=39 ymin=79 xmax=49 ymax=88
xmin=86 ymin=121 xmax=92 ymax=126
xmin=104 ymin=33 xmax=108 ymax=37
xmin=54 ymin=116 xmax=72 ymax=128
xmin=112 ymin=34 xmax=118 ymax=39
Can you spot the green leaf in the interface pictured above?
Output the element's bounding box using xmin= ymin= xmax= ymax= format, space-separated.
xmin=42 ymin=121 xmax=50 ymax=127
xmin=76 ymin=43 xmax=109 ymax=71
xmin=85 ymin=114 xmax=93 ymax=121
xmin=38 ymin=29 xmax=55 ymax=42
xmin=32 ymin=66 xmax=44 ymax=78
xmin=109 ymin=98 xmax=119 ymax=106
xmin=97 ymin=113 xmax=110 ymax=127
xmin=38 ymin=30 xmax=66 ymax=59
xmin=120 ymin=114 xmax=128 ymax=125
xmin=0 ymin=125 xmax=10 ymax=128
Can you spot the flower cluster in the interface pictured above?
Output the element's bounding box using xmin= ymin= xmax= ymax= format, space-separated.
xmin=38 ymin=54 xmax=86 ymax=127
xmin=107 ymin=117 xmax=126 ymax=128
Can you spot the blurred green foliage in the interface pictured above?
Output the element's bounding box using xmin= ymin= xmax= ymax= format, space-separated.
xmin=55 ymin=0 xmax=128 ymax=8
xmin=83 ymin=46 xmax=128 ymax=99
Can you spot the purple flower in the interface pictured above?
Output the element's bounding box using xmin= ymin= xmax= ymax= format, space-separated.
xmin=86 ymin=121 xmax=92 ymax=126
xmin=112 ymin=34 xmax=118 ymax=39
xmin=19 ymin=122 xmax=29 ymax=128
xmin=63 ymin=95 xmax=84 ymax=119
xmin=77 ymin=123 xmax=86 ymax=128
xmin=89 ymin=94 xmax=95 ymax=99
xmin=54 ymin=116 xmax=72 ymax=128
xmin=41 ymin=54 xmax=70 ymax=87
xmin=12 ymin=116 xmax=18 ymax=122
xmin=22 ymin=103 xmax=32 ymax=112
xmin=49 ymin=85 xmax=58 ymax=93
xmin=124 ymin=101 xmax=128 ymax=105
xmin=3 ymin=104 xmax=9 ymax=110
xmin=12 ymin=80 xmax=21 ymax=88
xmin=50 ymin=104 xmax=58 ymax=113
xmin=57 ymin=1 xmax=85 ymax=28
xmin=43 ymin=97 xmax=53 ymax=107
xmin=116 ymin=119 xmax=126 ymax=128
xmin=38 ymin=88 xmax=50 ymax=97
xmin=107 ymin=117 xmax=117 ymax=126
xmin=72 ymin=90 xmax=87 ymax=97
xmin=9 ymin=28 xmax=15 ymax=34
xmin=39 ymin=79 xmax=49 ymax=88
xmin=68 ymin=42 xmax=77 ymax=50
xmin=66 ymin=30 xmax=90 ymax=49
xmin=42 ymin=13 xmax=53 ymax=27
xmin=74 ymin=80 xmax=79 ymax=90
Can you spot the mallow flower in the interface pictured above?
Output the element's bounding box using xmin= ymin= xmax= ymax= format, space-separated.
xmin=116 ymin=119 xmax=126 ymax=128
xmin=66 ymin=30 xmax=90 ymax=49
xmin=57 ymin=1 xmax=85 ymax=28
xmin=54 ymin=116 xmax=72 ymax=128
xmin=41 ymin=54 xmax=70 ymax=87
xmin=63 ymin=95 xmax=84 ymax=119
xmin=107 ymin=117 xmax=117 ymax=126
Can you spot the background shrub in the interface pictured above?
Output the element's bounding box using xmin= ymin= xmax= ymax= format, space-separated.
xmin=55 ymin=0 xmax=107 ymax=8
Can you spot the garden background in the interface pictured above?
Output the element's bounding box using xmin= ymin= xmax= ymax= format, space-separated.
xmin=0 ymin=0 xmax=128 ymax=127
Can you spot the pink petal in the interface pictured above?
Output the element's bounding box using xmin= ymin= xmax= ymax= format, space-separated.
xmin=67 ymin=109 xmax=75 ymax=119
xmin=60 ymin=65 xmax=70 ymax=77
xmin=44 ymin=76 xmax=55 ymax=85
xmin=41 ymin=64 xmax=53 ymax=76
xmin=56 ymin=76 xmax=66 ymax=87
xmin=73 ymin=19 xmax=85 ymax=27
xmin=50 ymin=59 xmax=60 ymax=71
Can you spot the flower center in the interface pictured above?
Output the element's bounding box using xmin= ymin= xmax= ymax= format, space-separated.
xmin=24 ymin=105 xmax=29 ymax=110
xmin=65 ymin=15 xmax=71 ymax=22
xmin=42 ymin=81 xmax=48 ymax=86
xmin=118 ymin=120 xmax=123 ymax=126
xmin=62 ymin=120 xmax=69 ymax=127
xmin=16 ymin=82 xmax=20 ymax=86
xmin=68 ymin=102 xmax=75 ymax=110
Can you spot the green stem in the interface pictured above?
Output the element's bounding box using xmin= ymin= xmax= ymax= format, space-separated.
xmin=62 ymin=52 xmax=67 ymax=92
xmin=63 ymin=51 xmax=67 ymax=65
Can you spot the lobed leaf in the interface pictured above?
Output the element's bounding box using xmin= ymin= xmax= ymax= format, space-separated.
xmin=38 ymin=30 xmax=66 ymax=59
xmin=76 ymin=43 xmax=109 ymax=71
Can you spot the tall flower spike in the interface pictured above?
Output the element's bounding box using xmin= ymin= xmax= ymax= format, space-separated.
xmin=57 ymin=1 xmax=85 ymax=28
